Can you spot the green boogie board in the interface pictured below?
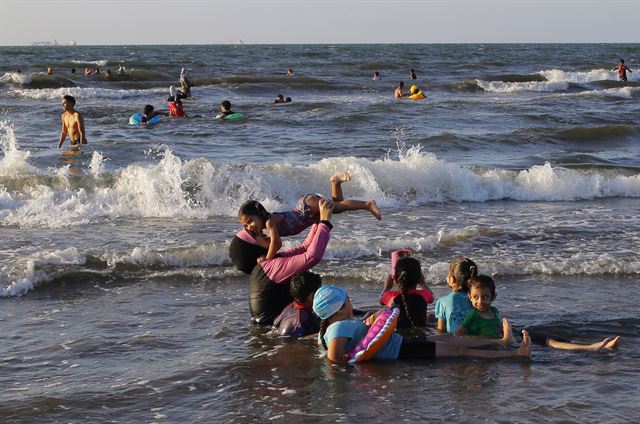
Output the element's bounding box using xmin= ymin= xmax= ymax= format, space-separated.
xmin=216 ymin=113 xmax=244 ymax=120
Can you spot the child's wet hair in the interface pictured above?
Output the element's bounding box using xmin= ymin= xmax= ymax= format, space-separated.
xmin=221 ymin=100 xmax=231 ymax=110
xmin=238 ymin=200 xmax=271 ymax=222
xmin=467 ymin=275 xmax=496 ymax=300
xmin=290 ymin=271 xmax=322 ymax=303
xmin=448 ymin=256 xmax=478 ymax=292
xmin=143 ymin=104 xmax=154 ymax=115
xmin=393 ymin=256 xmax=424 ymax=328
xmin=394 ymin=256 xmax=422 ymax=292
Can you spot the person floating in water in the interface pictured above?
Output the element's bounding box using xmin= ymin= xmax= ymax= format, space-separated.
xmin=217 ymin=100 xmax=235 ymax=118
xmin=372 ymin=71 xmax=381 ymax=81
xmin=168 ymin=99 xmax=188 ymax=117
xmin=409 ymin=68 xmax=417 ymax=80
xmin=58 ymin=95 xmax=87 ymax=148
xmin=613 ymin=58 xmax=632 ymax=81
xmin=142 ymin=104 xmax=167 ymax=123
xmin=274 ymin=94 xmax=292 ymax=104
xmin=118 ymin=64 xmax=126 ymax=75
xmin=287 ymin=68 xmax=294 ymax=76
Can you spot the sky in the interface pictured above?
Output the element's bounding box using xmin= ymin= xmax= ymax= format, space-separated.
xmin=1 ymin=0 xmax=639 ymax=45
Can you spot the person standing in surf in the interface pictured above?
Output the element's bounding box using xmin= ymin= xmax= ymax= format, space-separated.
xmin=57 ymin=95 xmax=87 ymax=148
xmin=613 ymin=59 xmax=632 ymax=81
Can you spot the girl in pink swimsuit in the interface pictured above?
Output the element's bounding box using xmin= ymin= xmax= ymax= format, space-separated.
xmin=237 ymin=172 xmax=381 ymax=262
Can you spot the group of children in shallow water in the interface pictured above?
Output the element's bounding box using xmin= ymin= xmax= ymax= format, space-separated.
xmin=231 ymin=171 xmax=621 ymax=364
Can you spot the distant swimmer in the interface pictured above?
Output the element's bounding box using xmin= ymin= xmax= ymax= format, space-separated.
xmin=58 ymin=95 xmax=87 ymax=148
xmin=142 ymin=104 xmax=167 ymax=123
xmin=84 ymin=67 xmax=91 ymax=76
xmin=118 ymin=64 xmax=126 ymax=75
xmin=70 ymin=68 xmax=76 ymax=74
xmin=409 ymin=68 xmax=417 ymax=80
xmin=613 ymin=58 xmax=632 ymax=81
xmin=168 ymin=99 xmax=188 ymax=117
xmin=104 ymin=68 xmax=112 ymax=80
xmin=372 ymin=71 xmax=381 ymax=81
xmin=47 ymin=67 xmax=53 ymax=75
xmin=394 ymin=81 xmax=408 ymax=98
xmin=274 ymin=95 xmax=293 ymax=104
xmin=287 ymin=68 xmax=294 ymax=76
xmin=179 ymin=68 xmax=192 ymax=98
xmin=218 ymin=100 xmax=235 ymax=117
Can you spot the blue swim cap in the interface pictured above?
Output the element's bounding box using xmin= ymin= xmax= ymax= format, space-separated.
xmin=313 ymin=285 xmax=347 ymax=319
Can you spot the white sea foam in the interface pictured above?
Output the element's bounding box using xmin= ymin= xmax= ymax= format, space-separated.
xmin=0 ymin=248 xmax=85 ymax=297
xmin=539 ymin=68 xmax=618 ymax=84
xmin=1 ymin=143 xmax=640 ymax=229
xmin=9 ymin=86 xmax=166 ymax=100
xmin=0 ymin=121 xmax=37 ymax=177
xmin=70 ymin=60 xmax=108 ymax=67
xmin=575 ymin=86 xmax=640 ymax=99
xmin=0 ymin=72 xmax=32 ymax=85
xmin=476 ymin=79 xmax=569 ymax=93
xmin=478 ymin=68 xmax=638 ymax=93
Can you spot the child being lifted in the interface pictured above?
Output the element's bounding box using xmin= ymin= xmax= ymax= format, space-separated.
xmin=238 ymin=172 xmax=381 ymax=262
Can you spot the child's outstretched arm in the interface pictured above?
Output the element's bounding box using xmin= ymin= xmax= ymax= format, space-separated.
xmin=437 ymin=318 xmax=447 ymax=334
xmin=264 ymin=218 xmax=282 ymax=261
xmin=327 ymin=336 xmax=350 ymax=364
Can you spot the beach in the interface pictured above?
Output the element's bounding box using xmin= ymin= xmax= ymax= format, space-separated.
xmin=1 ymin=43 xmax=639 ymax=423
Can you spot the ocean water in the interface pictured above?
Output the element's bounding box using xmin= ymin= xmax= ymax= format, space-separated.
xmin=1 ymin=43 xmax=639 ymax=423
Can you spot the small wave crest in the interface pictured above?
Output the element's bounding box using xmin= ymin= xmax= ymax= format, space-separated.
xmin=9 ymin=86 xmax=167 ymax=100
xmin=2 ymin=123 xmax=640 ymax=228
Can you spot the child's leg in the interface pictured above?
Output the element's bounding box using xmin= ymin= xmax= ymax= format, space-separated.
xmin=334 ymin=199 xmax=382 ymax=220
xmin=435 ymin=330 xmax=531 ymax=359
xmin=501 ymin=318 xmax=517 ymax=348
xmin=330 ymin=171 xmax=351 ymax=202
xmin=547 ymin=336 xmax=621 ymax=352
xmin=428 ymin=334 xmax=501 ymax=348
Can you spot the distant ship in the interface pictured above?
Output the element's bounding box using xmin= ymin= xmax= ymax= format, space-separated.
xmin=31 ymin=39 xmax=77 ymax=47
xmin=235 ymin=39 xmax=245 ymax=45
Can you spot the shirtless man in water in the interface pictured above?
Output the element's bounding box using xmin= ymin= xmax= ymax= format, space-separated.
xmin=58 ymin=95 xmax=87 ymax=148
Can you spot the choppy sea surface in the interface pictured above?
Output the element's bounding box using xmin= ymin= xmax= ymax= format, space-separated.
xmin=1 ymin=43 xmax=639 ymax=423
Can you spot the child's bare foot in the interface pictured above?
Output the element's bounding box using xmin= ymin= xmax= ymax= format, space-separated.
xmin=330 ymin=171 xmax=351 ymax=184
xmin=605 ymin=336 xmax=621 ymax=349
xmin=501 ymin=318 xmax=517 ymax=348
xmin=366 ymin=199 xmax=382 ymax=220
xmin=517 ymin=330 xmax=531 ymax=358
xmin=588 ymin=336 xmax=621 ymax=351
